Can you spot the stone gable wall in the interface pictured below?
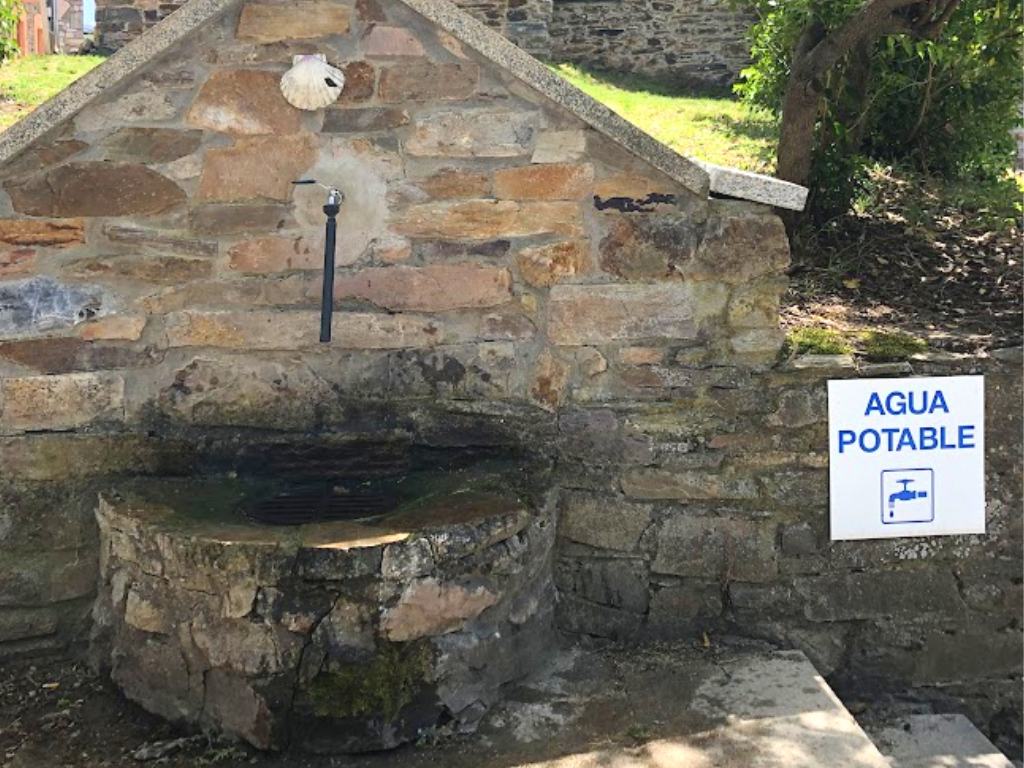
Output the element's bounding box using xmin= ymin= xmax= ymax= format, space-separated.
xmin=0 ymin=0 xmax=778 ymax=656
xmin=0 ymin=0 xmax=1020 ymax=748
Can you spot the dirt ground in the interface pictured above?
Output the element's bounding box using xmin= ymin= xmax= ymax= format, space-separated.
xmin=0 ymin=639 xmax=897 ymax=768
xmin=783 ymin=171 xmax=1022 ymax=354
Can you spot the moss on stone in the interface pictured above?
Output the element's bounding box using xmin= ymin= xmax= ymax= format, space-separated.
xmin=786 ymin=327 xmax=852 ymax=356
xmin=307 ymin=642 xmax=433 ymax=721
xmin=858 ymin=330 xmax=927 ymax=361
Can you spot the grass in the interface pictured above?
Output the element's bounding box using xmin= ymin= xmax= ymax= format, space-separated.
xmin=552 ymin=63 xmax=777 ymax=173
xmin=0 ymin=54 xmax=106 ymax=130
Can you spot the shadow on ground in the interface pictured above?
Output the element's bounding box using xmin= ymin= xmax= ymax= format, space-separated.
xmin=2 ymin=639 xmax=893 ymax=768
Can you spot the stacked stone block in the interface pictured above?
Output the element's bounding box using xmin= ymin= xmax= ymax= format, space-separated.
xmin=549 ymin=0 xmax=756 ymax=88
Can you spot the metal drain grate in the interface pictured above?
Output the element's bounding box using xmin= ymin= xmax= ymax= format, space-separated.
xmin=244 ymin=483 xmax=396 ymax=526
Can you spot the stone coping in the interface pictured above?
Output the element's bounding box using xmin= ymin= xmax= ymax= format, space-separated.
xmin=696 ymin=160 xmax=809 ymax=211
xmin=0 ymin=0 xmax=808 ymax=211
xmin=99 ymin=472 xmax=530 ymax=551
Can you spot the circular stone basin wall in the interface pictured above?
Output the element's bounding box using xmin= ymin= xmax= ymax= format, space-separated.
xmin=91 ymin=470 xmax=555 ymax=753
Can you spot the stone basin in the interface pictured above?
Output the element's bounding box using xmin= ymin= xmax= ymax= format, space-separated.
xmin=90 ymin=465 xmax=556 ymax=753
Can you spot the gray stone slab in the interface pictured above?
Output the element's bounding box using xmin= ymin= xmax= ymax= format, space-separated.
xmin=309 ymin=642 xmax=890 ymax=768
xmin=697 ymin=160 xmax=809 ymax=211
xmin=866 ymin=714 xmax=1013 ymax=768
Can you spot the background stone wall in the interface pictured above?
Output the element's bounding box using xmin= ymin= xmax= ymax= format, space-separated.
xmin=550 ymin=0 xmax=755 ymax=88
xmin=94 ymin=0 xmax=753 ymax=87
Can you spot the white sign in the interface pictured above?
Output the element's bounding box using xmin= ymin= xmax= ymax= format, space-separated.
xmin=827 ymin=375 xmax=985 ymax=541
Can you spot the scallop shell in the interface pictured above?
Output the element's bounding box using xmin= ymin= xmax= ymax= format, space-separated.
xmin=280 ymin=54 xmax=345 ymax=111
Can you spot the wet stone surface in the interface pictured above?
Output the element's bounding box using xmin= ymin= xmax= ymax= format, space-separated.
xmin=91 ymin=467 xmax=556 ymax=753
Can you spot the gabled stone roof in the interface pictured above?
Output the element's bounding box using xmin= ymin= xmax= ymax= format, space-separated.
xmin=0 ymin=0 xmax=807 ymax=211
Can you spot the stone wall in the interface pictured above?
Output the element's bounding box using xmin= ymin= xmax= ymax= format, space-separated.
xmin=553 ymin=349 xmax=1023 ymax=744
xmin=0 ymin=0 xmax=1020 ymax=750
xmin=96 ymin=0 xmax=556 ymax=55
xmin=0 ymin=0 xmax=762 ymax=656
xmin=550 ymin=0 xmax=755 ymax=88
xmin=93 ymin=0 xmax=753 ymax=86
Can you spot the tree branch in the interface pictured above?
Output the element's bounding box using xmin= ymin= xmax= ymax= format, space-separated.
xmin=798 ymin=0 xmax=960 ymax=79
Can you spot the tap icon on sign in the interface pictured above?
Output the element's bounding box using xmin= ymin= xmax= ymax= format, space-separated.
xmin=888 ymin=479 xmax=928 ymax=518
xmin=880 ymin=469 xmax=934 ymax=525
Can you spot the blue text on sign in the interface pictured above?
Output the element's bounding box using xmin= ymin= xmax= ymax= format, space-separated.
xmin=836 ymin=388 xmax=976 ymax=454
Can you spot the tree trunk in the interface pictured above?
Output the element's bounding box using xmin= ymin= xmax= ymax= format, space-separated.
xmin=773 ymin=0 xmax=962 ymax=193
xmin=776 ymin=73 xmax=821 ymax=187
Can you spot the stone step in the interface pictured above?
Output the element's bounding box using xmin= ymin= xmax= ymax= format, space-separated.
xmin=864 ymin=714 xmax=1014 ymax=768
xmin=333 ymin=641 xmax=892 ymax=768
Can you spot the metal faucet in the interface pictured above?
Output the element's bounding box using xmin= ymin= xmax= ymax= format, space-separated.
xmin=888 ymin=479 xmax=927 ymax=517
xmin=293 ymin=179 xmax=344 ymax=343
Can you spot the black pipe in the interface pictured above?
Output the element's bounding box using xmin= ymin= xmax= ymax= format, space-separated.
xmin=292 ymin=180 xmax=343 ymax=343
xmin=320 ymin=197 xmax=340 ymax=343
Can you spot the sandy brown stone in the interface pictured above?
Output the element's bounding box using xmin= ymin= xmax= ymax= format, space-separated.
xmin=228 ymin=236 xmax=320 ymax=273
xmin=189 ymin=204 xmax=296 ymax=236
xmin=236 ymin=1 xmax=350 ymax=41
xmin=516 ymin=240 xmax=588 ymax=287
xmin=137 ymin=276 xmax=315 ymax=313
xmin=531 ymin=130 xmax=586 ymax=164
xmin=102 ymin=225 xmax=217 ymax=258
xmin=100 ymin=128 xmax=203 ymax=163
xmin=197 ymin=135 xmax=317 ymax=203
xmin=619 ymin=346 xmax=664 ymax=365
xmin=394 ymin=200 xmax=581 ymax=240
xmin=0 ymin=372 xmax=125 ymax=431
xmin=0 ymin=338 xmax=127 ymax=375
xmin=0 ymin=248 xmax=36 ymax=277
xmin=0 ymin=140 xmax=87 ymax=181
xmin=530 ymin=349 xmax=570 ymax=411
xmin=78 ymin=314 xmax=147 ymax=341
xmin=163 ymin=310 xmax=443 ymax=350
xmin=417 ymin=168 xmax=490 ymax=199
xmin=379 ymin=62 xmax=478 ymax=102
xmin=363 ymin=25 xmax=424 ymax=56
xmin=76 ymin=91 xmax=181 ymax=133
xmin=494 ymin=163 xmax=593 ymax=200
xmin=187 ymin=70 xmax=301 ymax=135
xmin=333 ymin=265 xmax=512 ymax=311
xmin=323 ymin=107 xmax=409 ymax=133
xmin=381 ymin=577 xmax=498 ymax=641
xmin=0 ymin=218 xmax=85 ymax=247
xmin=355 ymin=0 xmax=386 ymax=21
xmin=6 ymin=164 xmax=185 ymax=217
xmin=547 ymin=283 xmax=728 ymax=345
xmin=338 ymin=61 xmax=376 ymax=104
xmin=65 ymin=255 xmax=212 ymax=284
xmin=599 ymin=213 xmax=701 ymax=280
xmin=405 ymin=109 xmax=539 ymax=158
xmin=686 ymin=208 xmax=790 ymax=284
xmin=594 ymin=172 xmax=677 ymax=203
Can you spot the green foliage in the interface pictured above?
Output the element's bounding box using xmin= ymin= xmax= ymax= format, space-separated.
xmin=0 ymin=0 xmax=22 ymax=63
xmin=735 ymin=0 xmax=1023 ymax=219
xmin=787 ymin=327 xmax=853 ymax=355
xmin=865 ymin=1 xmax=1022 ymax=178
